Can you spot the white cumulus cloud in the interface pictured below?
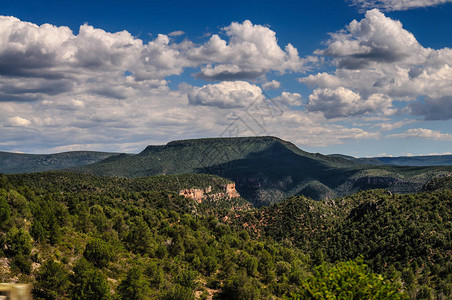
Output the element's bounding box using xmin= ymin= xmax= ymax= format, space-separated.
xmin=273 ymin=92 xmax=302 ymax=106
xmin=188 ymin=81 xmax=264 ymax=108
xmin=307 ymin=87 xmax=393 ymax=118
xmin=188 ymin=20 xmax=305 ymax=80
xmin=299 ymin=9 xmax=452 ymax=119
xmin=262 ymin=80 xmax=281 ymax=90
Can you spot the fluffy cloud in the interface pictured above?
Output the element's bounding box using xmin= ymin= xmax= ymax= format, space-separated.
xmin=273 ymin=92 xmax=302 ymax=106
xmin=188 ymin=81 xmax=264 ymax=108
xmin=0 ymin=16 xmax=193 ymax=80
xmin=188 ymin=82 xmax=302 ymax=109
xmin=188 ymin=20 xmax=305 ymax=80
xmin=0 ymin=16 xmax=312 ymax=153
xmin=299 ymin=9 xmax=452 ymax=119
xmin=306 ymin=87 xmax=393 ymax=118
xmin=315 ymin=9 xmax=426 ymax=69
xmin=388 ymin=128 xmax=452 ymax=140
xmin=0 ymin=15 xmax=195 ymax=107
xmin=0 ymin=16 xmax=304 ymax=102
xmin=262 ymin=80 xmax=281 ymax=90
xmin=349 ymin=0 xmax=451 ymax=12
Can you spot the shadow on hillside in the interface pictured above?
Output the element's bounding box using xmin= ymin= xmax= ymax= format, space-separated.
xmin=194 ymin=142 xmax=359 ymax=206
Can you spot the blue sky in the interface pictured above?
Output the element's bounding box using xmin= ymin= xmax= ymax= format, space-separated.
xmin=0 ymin=0 xmax=451 ymax=156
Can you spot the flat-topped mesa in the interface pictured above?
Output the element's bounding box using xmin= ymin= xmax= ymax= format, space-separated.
xmin=179 ymin=183 xmax=240 ymax=203
xmin=166 ymin=136 xmax=283 ymax=145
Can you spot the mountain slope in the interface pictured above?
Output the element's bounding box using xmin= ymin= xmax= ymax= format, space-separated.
xmin=74 ymin=137 xmax=360 ymax=205
xmin=74 ymin=136 xmax=452 ymax=206
xmin=0 ymin=151 xmax=118 ymax=174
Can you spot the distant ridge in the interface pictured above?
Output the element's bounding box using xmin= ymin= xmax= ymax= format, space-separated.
xmin=2 ymin=136 xmax=451 ymax=206
xmin=0 ymin=150 xmax=118 ymax=174
xmin=329 ymin=153 xmax=452 ymax=166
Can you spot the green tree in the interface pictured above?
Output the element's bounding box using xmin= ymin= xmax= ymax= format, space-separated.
xmin=175 ymin=269 xmax=198 ymax=289
xmin=145 ymin=262 xmax=164 ymax=287
xmin=0 ymin=194 xmax=11 ymax=229
xmin=161 ymin=284 xmax=194 ymax=300
xmin=83 ymin=238 xmax=115 ymax=268
xmin=293 ymin=258 xmax=407 ymax=299
xmin=117 ymin=267 xmax=150 ymax=300
xmin=70 ymin=259 xmax=111 ymax=300
xmin=30 ymin=220 xmax=46 ymax=243
xmin=218 ymin=271 xmax=262 ymax=300
xmin=34 ymin=260 xmax=70 ymax=299
xmin=5 ymin=227 xmax=32 ymax=257
xmin=127 ymin=217 xmax=154 ymax=255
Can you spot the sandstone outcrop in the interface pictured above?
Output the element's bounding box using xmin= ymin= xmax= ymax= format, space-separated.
xmin=179 ymin=183 xmax=240 ymax=203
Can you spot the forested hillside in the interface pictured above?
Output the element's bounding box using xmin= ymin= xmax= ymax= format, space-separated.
xmin=73 ymin=137 xmax=452 ymax=206
xmin=220 ymin=186 xmax=452 ymax=299
xmin=1 ymin=172 xmax=450 ymax=299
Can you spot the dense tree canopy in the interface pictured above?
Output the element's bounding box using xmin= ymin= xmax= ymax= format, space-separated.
xmin=0 ymin=172 xmax=450 ymax=299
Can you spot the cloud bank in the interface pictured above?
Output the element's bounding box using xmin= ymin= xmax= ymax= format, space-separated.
xmin=0 ymin=15 xmax=377 ymax=153
xmin=0 ymin=16 xmax=305 ymax=100
xmin=299 ymin=9 xmax=452 ymax=120
xmin=0 ymin=13 xmax=450 ymax=154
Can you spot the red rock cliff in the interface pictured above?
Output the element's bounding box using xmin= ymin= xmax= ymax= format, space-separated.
xmin=179 ymin=183 xmax=240 ymax=203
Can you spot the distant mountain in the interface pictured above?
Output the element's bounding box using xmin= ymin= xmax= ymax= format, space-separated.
xmin=0 ymin=151 xmax=118 ymax=174
xmin=74 ymin=136 xmax=452 ymax=206
xmin=2 ymin=137 xmax=451 ymax=206
xmin=329 ymin=154 xmax=452 ymax=166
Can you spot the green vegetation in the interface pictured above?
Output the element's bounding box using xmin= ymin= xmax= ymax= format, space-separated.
xmin=291 ymin=258 xmax=407 ymax=299
xmin=222 ymin=186 xmax=452 ymax=299
xmin=0 ymin=171 xmax=450 ymax=299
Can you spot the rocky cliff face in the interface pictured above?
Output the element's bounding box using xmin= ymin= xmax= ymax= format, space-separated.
xmin=179 ymin=183 xmax=240 ymax=203
xmin=225 ymin=183 xmax=240 ymax=198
